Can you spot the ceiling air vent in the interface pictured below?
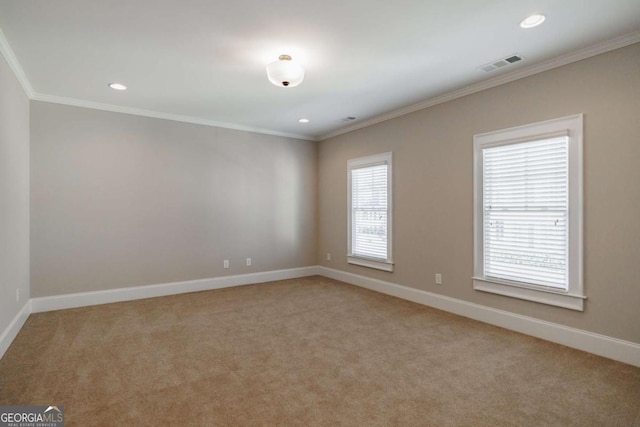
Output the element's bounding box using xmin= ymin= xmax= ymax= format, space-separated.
xmin=479 ymin=54 xmax=524 ymax=72
xmin=341 ymin=116 xmax=357 ymax=123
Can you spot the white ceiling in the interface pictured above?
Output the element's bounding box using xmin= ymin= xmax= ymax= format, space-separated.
xmin=0 ymin=0 xmax=639 ymax=140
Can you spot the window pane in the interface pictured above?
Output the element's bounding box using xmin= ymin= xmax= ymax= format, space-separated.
xmin=483 ymin=137 xmax=568 ymax=290
xmin=352 ymin=164 xmax=388 ymax=260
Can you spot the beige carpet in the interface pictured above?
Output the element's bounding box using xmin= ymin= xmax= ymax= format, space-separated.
xmin=1 ymin=276 xmax=638 ymax=426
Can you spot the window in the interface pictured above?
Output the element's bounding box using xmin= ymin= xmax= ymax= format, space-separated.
xmin=348 ymin=152 xmax=393 ymax=272
xmin=473 ymin=115 xmax=584 ymax=310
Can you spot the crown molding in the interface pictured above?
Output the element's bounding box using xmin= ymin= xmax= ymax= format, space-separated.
xmin=318 ymin=31 xmax=640 ymax=141
xmin=30 ymin=93 xmax=314 ymax=141
xmin=1 ymin=23 xmax=313 ymax=141
xmin=2 ymin=22 xmax=638 ymax=143
xmin=0 ymin=27 xmax=34 ymax=97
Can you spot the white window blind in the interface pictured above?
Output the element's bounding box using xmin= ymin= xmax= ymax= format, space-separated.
xmin=473 ymin=114 xmax=584 ymax=311
xmin=351 ymin=163 xmax=388 ymax=260
xmin=348 ymin=152 xmax=393 ymax=272
xmin=483 ymin=136 xmax=569 ymax=290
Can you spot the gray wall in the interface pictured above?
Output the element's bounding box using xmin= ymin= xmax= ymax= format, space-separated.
xmin=6 ymin=41 xmax=640 ymax=348
xmin=318 ymin=43 xmax=640 ymax=344
xmin=0 ymin=54 xmax=30 ymax=332
xmin=31 ymin=102 xmax=317 ymax=296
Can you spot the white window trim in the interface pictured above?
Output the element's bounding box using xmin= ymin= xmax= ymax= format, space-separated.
xmin=347 ymin=152 xmax=394 ymax=272
xmin=473 ymin=114 xmax=585 ymax=311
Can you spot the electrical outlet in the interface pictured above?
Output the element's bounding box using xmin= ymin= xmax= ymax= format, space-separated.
xmin=224 ymin=260 xmax=229 ymax=269
xmin=435 ymin=273 xmax=442 ymax=285
xmin=16 ymin=288 xmax=20 ymax=302
xmin=246 ymin=258 xmax=251 ymax=266
xmin=326 ymin=253 xmax=331 ymax=261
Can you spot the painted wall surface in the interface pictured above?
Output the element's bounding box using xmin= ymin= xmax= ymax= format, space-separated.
xmin=30 ymin=102 xmax=317 ymax=296
xmin=318 ymin=43 xmax=640 ymax=343
xmin=0 ymin=53 xmax=30 ymax=332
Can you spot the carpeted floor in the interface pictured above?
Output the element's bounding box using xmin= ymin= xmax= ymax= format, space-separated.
xmin=1 ymin=276 xmax=638 ymax=426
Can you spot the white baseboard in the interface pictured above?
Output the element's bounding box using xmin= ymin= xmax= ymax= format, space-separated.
xmin=31 ymin=266 xmax=319 ymax=313
xmin=4 ymin=265 xmax=638 ymax=368
xmin=318 ymin=266 xmax=640 ymax=368
xmin=0 ymin=300 xmax=31 ymax=360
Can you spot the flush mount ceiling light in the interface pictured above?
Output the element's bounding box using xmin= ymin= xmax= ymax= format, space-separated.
xmin=298 ymin=118 xmax=309 ymax=123
xmin=108 ymin=83 xmax=127 ymax=91
xmin=266 ymin=55 xmax=304 ymax=87
xmin=520 ymin=14 xmax=546 ymax=28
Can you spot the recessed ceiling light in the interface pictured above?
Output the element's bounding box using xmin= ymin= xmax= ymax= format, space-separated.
xmin=298 ymin=118 xmax=310 ymax=123
xmin=520 ymin=14 xmax=546 ymax=29
xmin=108 ymin=83 xmax=127 ymax=91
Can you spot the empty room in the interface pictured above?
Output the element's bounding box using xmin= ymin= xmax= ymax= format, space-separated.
xmin=1 ymin=1 xmax=639 ymax=425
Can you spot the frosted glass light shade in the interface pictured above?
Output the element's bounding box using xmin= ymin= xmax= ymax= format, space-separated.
xmin=266 ymin=55 xmax=304 ymax=87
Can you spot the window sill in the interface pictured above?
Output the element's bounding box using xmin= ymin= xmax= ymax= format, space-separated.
xmin=473 ymin=277 xmax=585 ymax=311
xmin=348 ymin=256 xmax=394 ymax=272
